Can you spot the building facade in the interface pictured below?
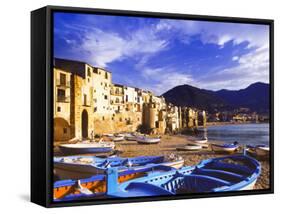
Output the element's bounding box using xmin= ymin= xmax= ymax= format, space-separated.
xmin=53 ymin=58 xmax=205 ymax=141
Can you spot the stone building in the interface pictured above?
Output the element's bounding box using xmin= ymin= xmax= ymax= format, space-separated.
xmin=53 ymin=59 xmax=95 ymax=141
xmin=53 ymin=58 xmax=205 ymax=141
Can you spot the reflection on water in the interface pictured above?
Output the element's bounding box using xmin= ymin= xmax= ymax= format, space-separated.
xmin=199 ymin=123 xmax=269 ymax=145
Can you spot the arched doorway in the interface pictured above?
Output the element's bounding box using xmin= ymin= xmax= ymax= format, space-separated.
xmin=81 ymin=109 xmax=88 ymax=139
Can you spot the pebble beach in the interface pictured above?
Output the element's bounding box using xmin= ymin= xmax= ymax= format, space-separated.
xmin=115 ymin=134 xmax=270 ymax=190
xmin=54 ymin=134 xmax=270 ymax=190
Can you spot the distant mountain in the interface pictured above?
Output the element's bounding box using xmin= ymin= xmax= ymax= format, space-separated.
xmin=162 ymin=82 xmax=269 ymax=113
xmin=162 ymin=84 xmax=229 ymax=112
xmin=213 ymin=82 xmax=270 ymax=113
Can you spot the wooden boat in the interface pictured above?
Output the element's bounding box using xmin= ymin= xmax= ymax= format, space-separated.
xmin=53 ymin=164 xmax=179 ymax=201
xmin=189 ymin=137 xmax=209 ymax=148
xmin=112 ymin=134 xmax=124 ymax=142
xmin=59 ymin=142 xmax=115 ymax=155
xmin=246 ymin=144 xmax=269 ymax=157
xmin=137 ymin=136 xmax=161 ymax=144
xmin=177 ymin=144 xmax=202 ymax=151
xmin=108 ymin=155 xmax=261 ymax=198
xmin=124 ymin=133 xmax=139 ymax=141
xmin=211 ymin=142 xmax=239 ymax=153
xmin=195 ymin=137 xmax=208 ymax=144
xmin=54 ymin=155 xmax=165 ymax=180
xmin=103 ymin=134 xmax=125 ymax=142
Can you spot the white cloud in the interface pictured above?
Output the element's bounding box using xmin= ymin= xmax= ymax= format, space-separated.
xmin=156 ymin=19 xmax=269 ymax=49
xmin=72 ymin=26 xmax=168 ymax=67
xmin=139 ymin=66 xmax=195 ymax=95
xmin=195 ymin=45 xmax=269 ymax=90
xmin=232 ymin=56 xmax=239 ymax=61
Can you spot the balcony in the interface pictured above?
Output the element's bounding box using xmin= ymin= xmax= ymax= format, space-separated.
xmin=57 ymin=96 xmax=70 ymax=103
xmin=56 ymin=79 xmax=71 ymax=87
xmin=110 ymin=90 xmax=124 ymax=96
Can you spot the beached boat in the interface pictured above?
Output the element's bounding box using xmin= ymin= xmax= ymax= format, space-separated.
xmin=246 ymin=144 xmax=269 ymax=157
xmin=211 ymin=142 xmax=239 ymax=153
xmin=195 ymin=137 xmax=208 ymax=144
xmin=176 ymin=144 xmax=202 ymax=151
xmin=59 ymin=142 xmax=115 ymax=155
xmin=124 ymin=133 xmax=139 ymax=141
xmin=103 ymin=134 xmax=125 ymax=142
xmin=137 ymin=136 xmax=161 ymax=144
xmin=53 ymin=164 xmax=176 ymax=201
xmin=54 ymin=155 xmax=165 ymax=179
xmin=189 ymin=137 xmax=209 ymax=148
xmin=107 ymin=155 xmax=261 ymax=197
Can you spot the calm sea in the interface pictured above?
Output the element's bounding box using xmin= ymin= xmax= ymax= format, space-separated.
xmin=199 ymin=123 xmax=270 ymax=146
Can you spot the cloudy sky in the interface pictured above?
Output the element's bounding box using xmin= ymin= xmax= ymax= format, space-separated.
xmin=54 ymin=12 xmax=270 ymax=95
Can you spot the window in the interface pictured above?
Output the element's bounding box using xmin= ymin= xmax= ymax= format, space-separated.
xmin=87 ymin=67 xmax=91 ymax=77
xmin=60 ymin=73 xmax=66 ymax=85
xmin=102 ymin=116 xmax=105 ymax=121
xmin=119 ymin=117 xmax=122 ymax=122
xmin=57 ymin=106 xmax=61 ymax=112
xmin=104 ymin=95 xmax=108 ymax=100
xmin=58 ymin=89 xmax=65 ymax=97
xmin=105 ymin=72 xmax=108 ymax=79
xmin=126 ymin=95 xmax=128 ymax=102
xmin=94 ymin=107 xmax=97 ymax=112
xmin=83 ymin=94 xmax=87 ymax=106
xmin=63 ymin=127 xmax=67 ymax=134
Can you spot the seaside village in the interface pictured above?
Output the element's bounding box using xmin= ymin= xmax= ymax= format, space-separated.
xmin=53 ymin=58 xmax=269 ymax=201
xmin=54 ymin=58 xmax=207 ymax=142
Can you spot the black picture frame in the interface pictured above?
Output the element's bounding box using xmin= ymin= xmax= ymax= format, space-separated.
xmin=31 ymin=5 xmax=274 ymax=208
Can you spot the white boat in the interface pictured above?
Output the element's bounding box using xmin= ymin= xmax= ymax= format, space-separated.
xmin=211 ymin=142 xmax=239 ymax=153
xmin=112 ymin=135 xmax=124 ymax=142
xmin=177 ymin=144 xmax=202 ymax=151
xmin=195 ymin=137 xmax=208 ymax=144
xmin=124 ymin=133 xmax=138 ymax=141
xmin=246 ymin=144 xmax=269 ymax=157
xmin=189 ymin=137 xmax=209 ymax=148
xmin=136 ymin=136 xmax=161 ymax=144
xmin=59 ymin=142 xmax=115 ymax=154
xmin=255 ymin=146 xmax=270 ymax=156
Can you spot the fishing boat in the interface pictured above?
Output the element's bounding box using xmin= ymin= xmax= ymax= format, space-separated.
xmin=107 ymin=155 xmax=261 ymax=197
xmin=189 ymin=137 xmax=209 ymax=148
xmin=176 ymin=144 xmax=202 ymax=151
xmin=124 ymin=133 xmax=139 ymax=141
xmin=53 ymin=164 xmax=178 ymax=201
xmin=59 ymin=142 xmax=115 ymax=155
xmin=103 ymin=133 xmax=125 ymax=142
xmin=195 ymin=137 xmax=208 ymax=144
xmin=211 ymin=141 xmax=239 ymax=153
xmin=137 ymin=136 xmax=161 ymax=144
xmin=246 ymin=144 xmax=269 ymax=157
xmin=54 ymin=155 xmax=165 ymax=179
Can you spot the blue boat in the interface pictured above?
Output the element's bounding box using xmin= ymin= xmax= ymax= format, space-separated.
xmin=54 ymin=155 xmax=165 ymax=179
xmin=107 ymin=155 xmax=261 ymax=198
xmin=53 ymin=164 xmax=175 ymax=201
xmin=211 ymin=141 xmax=239 ymax=153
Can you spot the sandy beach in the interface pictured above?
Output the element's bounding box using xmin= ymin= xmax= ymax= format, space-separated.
xmin=54 ymin=134 xmax=270 ymax=190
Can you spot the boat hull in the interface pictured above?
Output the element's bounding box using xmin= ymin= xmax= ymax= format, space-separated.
xmin=211 ymin=144 xmax=238 ymax=153
xmin=177 ymin=145 xmax=202 ymax=151
xmin=54 ymin=155 xmax=165 ymax=179
xmin=137 ymin=138 xmax=160 ymax=144
xmin=108 ymin=155 xmax=261 ymax=198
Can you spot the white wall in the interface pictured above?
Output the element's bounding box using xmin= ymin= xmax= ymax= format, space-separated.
xmin=0 ymin=0 xmax=279 ymax=213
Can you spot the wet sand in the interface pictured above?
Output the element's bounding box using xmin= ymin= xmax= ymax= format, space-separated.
xmin=54 ymin=134 xmax=270 ymax=190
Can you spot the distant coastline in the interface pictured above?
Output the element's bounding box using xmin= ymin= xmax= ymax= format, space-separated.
xmin=201 ymin=121 xmax=269 ymax=128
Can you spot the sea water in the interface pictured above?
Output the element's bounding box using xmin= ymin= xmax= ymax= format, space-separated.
xmin=199 ymin=123 xmax=270 ymax=146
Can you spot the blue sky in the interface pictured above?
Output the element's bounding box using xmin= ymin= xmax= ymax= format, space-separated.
xmin=54 ymin=12 xmax=269 ymax=95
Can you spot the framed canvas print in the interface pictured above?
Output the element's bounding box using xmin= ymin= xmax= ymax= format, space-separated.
xmin=31 ymin=5 xmax=274 ymax=207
